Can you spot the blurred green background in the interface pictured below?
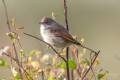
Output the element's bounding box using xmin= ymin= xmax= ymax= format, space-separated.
xmin=0 ymin=0 xmax=120 ymax=80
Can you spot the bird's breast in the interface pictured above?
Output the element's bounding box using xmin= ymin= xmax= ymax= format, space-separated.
xmin=40 ymin=25 xmax=55 ymax=44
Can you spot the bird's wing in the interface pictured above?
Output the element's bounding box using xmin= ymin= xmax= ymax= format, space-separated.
xmin=50 ymin=26 xmax=77 ymax=44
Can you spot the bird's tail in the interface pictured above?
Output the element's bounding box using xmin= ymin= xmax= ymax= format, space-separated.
xmin=73 ymin=40 xmax=82 ymax=46
xmin=74 ymin=41 xmax=98 ymax=54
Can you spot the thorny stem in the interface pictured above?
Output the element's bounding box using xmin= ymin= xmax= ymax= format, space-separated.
xmin=63 ymin=0 xmax=70 ymax=80
xmin=23 ymin=32 xmax=67 ymax=62
xmin=81 ymin=51 xmax=100 ymax=80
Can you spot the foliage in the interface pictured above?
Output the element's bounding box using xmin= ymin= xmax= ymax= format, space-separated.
xmin=0 ymin=0 xmax=108 ymax=80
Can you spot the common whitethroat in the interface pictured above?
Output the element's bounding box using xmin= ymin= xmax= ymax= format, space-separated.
xmin=39 ymin=17 xmax=82 ymax=49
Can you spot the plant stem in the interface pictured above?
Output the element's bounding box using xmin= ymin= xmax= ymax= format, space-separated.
xmin=41 ymin=70 xmax=44 ymax=80
xmin=3 ymin=52 xmax=33 ymax=80
xmin=23 ymin=32 xmax=67 ymax=62
xmin=81 ymin=51 xmax=100 ymax=80
xmin=66 ymin=48 xmax=70 ymax=80
xmin=13 ymin=43 xmax=23 ymax=79
xmin=2 ymin=0 xmax=11 ymax=31
xmin=2 ymin=0 xmax=23 ymax=79
xmin=63 ymin=0 xmax=70 ymax=80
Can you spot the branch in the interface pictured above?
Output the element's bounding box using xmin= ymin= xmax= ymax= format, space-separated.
xmin=2 ymin=0 xmax=23 ymax=79
xmin=64 ymin=0 xmax=69 ymax=30
xmin=23 ymin=32 xmax=67 ymax=62
xmin=81 ymin=51 xmax=100 ymax=80
xmin=2 ymin=0 xmax=11 ymax=31
xmin=12 ymin=43 xmax=23 ymax=79
xmin=80 ymin=44 xmax=98 ymax=55
xmin=63 ymin=0 xmax=70 ymax=80
xmin=89 ymin=52 xmax=96 ymax=80
xmin=3 ymin=53 xmax=33 ymax=80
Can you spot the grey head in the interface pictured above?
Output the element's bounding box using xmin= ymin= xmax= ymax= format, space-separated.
xmin=39 ymin=17 xmax=56 ymax=25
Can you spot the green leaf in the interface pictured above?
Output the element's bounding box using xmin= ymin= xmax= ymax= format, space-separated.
xmin=19 ymin=49 xmax=25 ymax=58
xmin=97 ymin=71 xmax=109 ymax=80
xmin=58 ymin=61 xmax=66 ymax=69
xmin=82 ymin=59 xmax=90 ymax=66
xmin=58 ymin=59 xmax=77 ymax=70
xmin=97 ymin=73 xmax=105 ymax=80
xmin=68 ymin=59 xmax=77 ymax=70
xmin=48 ymin=77 xmax=55 ymax=80
xmin=11 ymin=67 xmax=21 ymax=80
xmin=0 ymin=59 xmax=8 ymax=67
xmin=14 ymin=73 xmax=21 ymax=80
xmin=58 ymin=77 xmax=64 ymax=80
xmin=29 ymin=50 xmax=41 ymax=57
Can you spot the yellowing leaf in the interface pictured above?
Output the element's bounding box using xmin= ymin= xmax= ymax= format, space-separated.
xmin=19 ymin=49 xmax=24 ymax=58
xmin=52 ymin=56 xmax=57 ymax=65
xmin=11 ymin=17 xmax=16 ymax=27
xmin=93 ymin=58 xmax=100 ymax=67
xmin=31 ymin=61 xmax=40 ymax=70
xmin=52 ymin=12 xmax=56 ymax=20
xmin=80 ymin=38 xmax=85 ymax=44
xmin=29 ymin=50 xmax=41 ymax=57
xmin=97 ymin=71 xmax=109 ymax=80
xmin=11 ymin=67 xmax=21 ymax=80
xmin=6 ymin=32 xmax=18 ymax=43
xmin=28 ymin=57 xmax=32 ymax=63
xmin=61 ymin=48 xmax=66 ymax=56
xmin=41 ymin=54 xmax=50 ymax=63
xmin=48 ymin=76 xmax=55 ymax=80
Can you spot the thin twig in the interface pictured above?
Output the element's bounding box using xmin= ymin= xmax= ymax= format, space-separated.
xmin=4 ymin=53 xmax=17 ymax=61
xmin=23 ymin=32 xmax=67 ymax=62
xmin=3 ymin=52 xmax=33 ymax=80
xmin=41 ymin=70 xmax=44 ymax=80
xmin=12 ymin=43 xmax=23 ymax=79
xmin=2 ymin=0 xmax=23 ymax=79
xmin=80 ymin=44 xmax=98 ymax=54
xmin=81 ymin=51 xmax=100 ymax=80
xmin=2 ymin=0 xmax=11 ymax=31
xmin=64 ymin=0 xmax=69 ymax=30
xmin=63 ymin=0 xmax=70 ymax=80
xmin=89 ymin=52 xmax=96 ymax=80
xmin=66 ymin=48 xmax=70 ymax=80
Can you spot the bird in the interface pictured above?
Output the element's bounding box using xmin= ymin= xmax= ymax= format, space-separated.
xmin=39 ymin=17 xmax=81 ymax=50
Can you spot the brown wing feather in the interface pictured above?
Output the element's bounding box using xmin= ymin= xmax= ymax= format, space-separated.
xmin=50 ymin=26 xmax=77 ymax=44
